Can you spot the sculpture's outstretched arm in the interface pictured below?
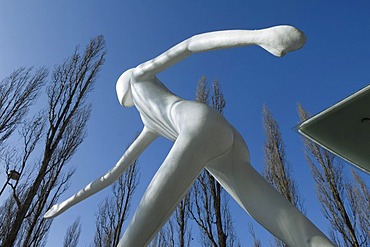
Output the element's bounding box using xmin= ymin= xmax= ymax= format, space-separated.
xmin=134 ymin=25 xmax=306 ymax=79
xmin=44 ymin=127 xmax=157 ymax=219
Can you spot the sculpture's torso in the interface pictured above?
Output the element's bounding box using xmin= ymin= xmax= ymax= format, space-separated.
xmin=130 ymin=76 xmax=183 ymax=141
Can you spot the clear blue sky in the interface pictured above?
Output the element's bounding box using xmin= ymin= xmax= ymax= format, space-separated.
xmin=1 ymin=1 xmax=369 ymax=246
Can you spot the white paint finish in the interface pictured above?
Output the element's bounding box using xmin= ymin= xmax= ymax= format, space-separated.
xmin=45 ymin=25 xmax=334 ymax=246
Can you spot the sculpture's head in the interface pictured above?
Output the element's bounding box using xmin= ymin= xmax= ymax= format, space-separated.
xmin=116 ymin=68 xmax=135 ymax=107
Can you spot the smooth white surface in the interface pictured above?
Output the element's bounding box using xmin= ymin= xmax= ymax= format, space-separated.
xmin=45 ymin=25 xmax=334 ymax=246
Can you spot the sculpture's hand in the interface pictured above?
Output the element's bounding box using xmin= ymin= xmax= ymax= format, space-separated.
xmin=44 ymin=127 xmax=157 ymax=219
xmin=44 ymin=200 xmax=70 ymax=219
xmin=134 ymin=25 xmax=306 ymax=79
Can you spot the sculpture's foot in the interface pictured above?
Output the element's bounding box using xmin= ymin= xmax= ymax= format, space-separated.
xmin=259 ymin=25 xmax=306 ymax=57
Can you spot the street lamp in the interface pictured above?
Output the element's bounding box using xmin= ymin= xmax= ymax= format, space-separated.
xmin=8 ymin=170 xmax=21 ymax=181
xmin=0 ymin=169 xmax=21 ymax=195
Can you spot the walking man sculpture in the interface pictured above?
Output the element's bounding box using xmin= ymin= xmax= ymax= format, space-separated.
xmin=45 ymin=25 xmax=334 ymax=246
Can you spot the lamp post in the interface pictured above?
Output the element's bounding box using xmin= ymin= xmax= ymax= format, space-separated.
xmin=0 ymin=170 xmax=20 ymax=196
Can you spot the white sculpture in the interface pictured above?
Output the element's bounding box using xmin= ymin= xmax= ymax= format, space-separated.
xmin=45 ymin=25 xmax=334 ymax=247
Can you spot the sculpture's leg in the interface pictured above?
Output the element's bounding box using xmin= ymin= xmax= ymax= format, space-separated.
xmin=117 ymin=134 xmax=214 ymax=247
xmin=206 ymin=130 xmax=334 ymax=247
xmin=117 ymin=102 xmax=234 ymax=246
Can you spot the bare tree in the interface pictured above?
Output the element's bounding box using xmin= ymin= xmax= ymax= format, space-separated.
xmin=93 ymin=143 xmax=139 ymax=247
xmin=297 ymin=103 xmax=369 ymax=247
xmin=149 ymin=174 xmax=192 ymax=247
xmin=63 ymin=217 xmax=82 ymax=247
xmin=0 ymin=35 xmax=106 ymax=247
xmin=262 ymin=105 xmax=304 ymax=246
xmin=345 ymin=170 xmax=370 ymax=246
xmin=149 ymin=221 xmax=175 ymax=247
xmin=173 ymin=193 xmax=192 ymax=247
xmin=248 ymin=223 xmax=262 ymax=247
xmin=0 ymin=68 xmax=46 ymax=200
xmin=262 ymin=105 xmax=302 ymax=208
xmin=0 ymin=67 xmax=47 ymax=148
xmin=189 ymin=77 xmax=239 ymax=247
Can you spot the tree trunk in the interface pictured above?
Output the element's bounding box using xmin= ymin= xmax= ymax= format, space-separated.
xmin=2 ymin=157 xmax=50 ymax=246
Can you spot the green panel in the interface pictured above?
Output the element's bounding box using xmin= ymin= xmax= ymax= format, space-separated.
xmin=298 ymin=85 xmax=370 ymax=174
